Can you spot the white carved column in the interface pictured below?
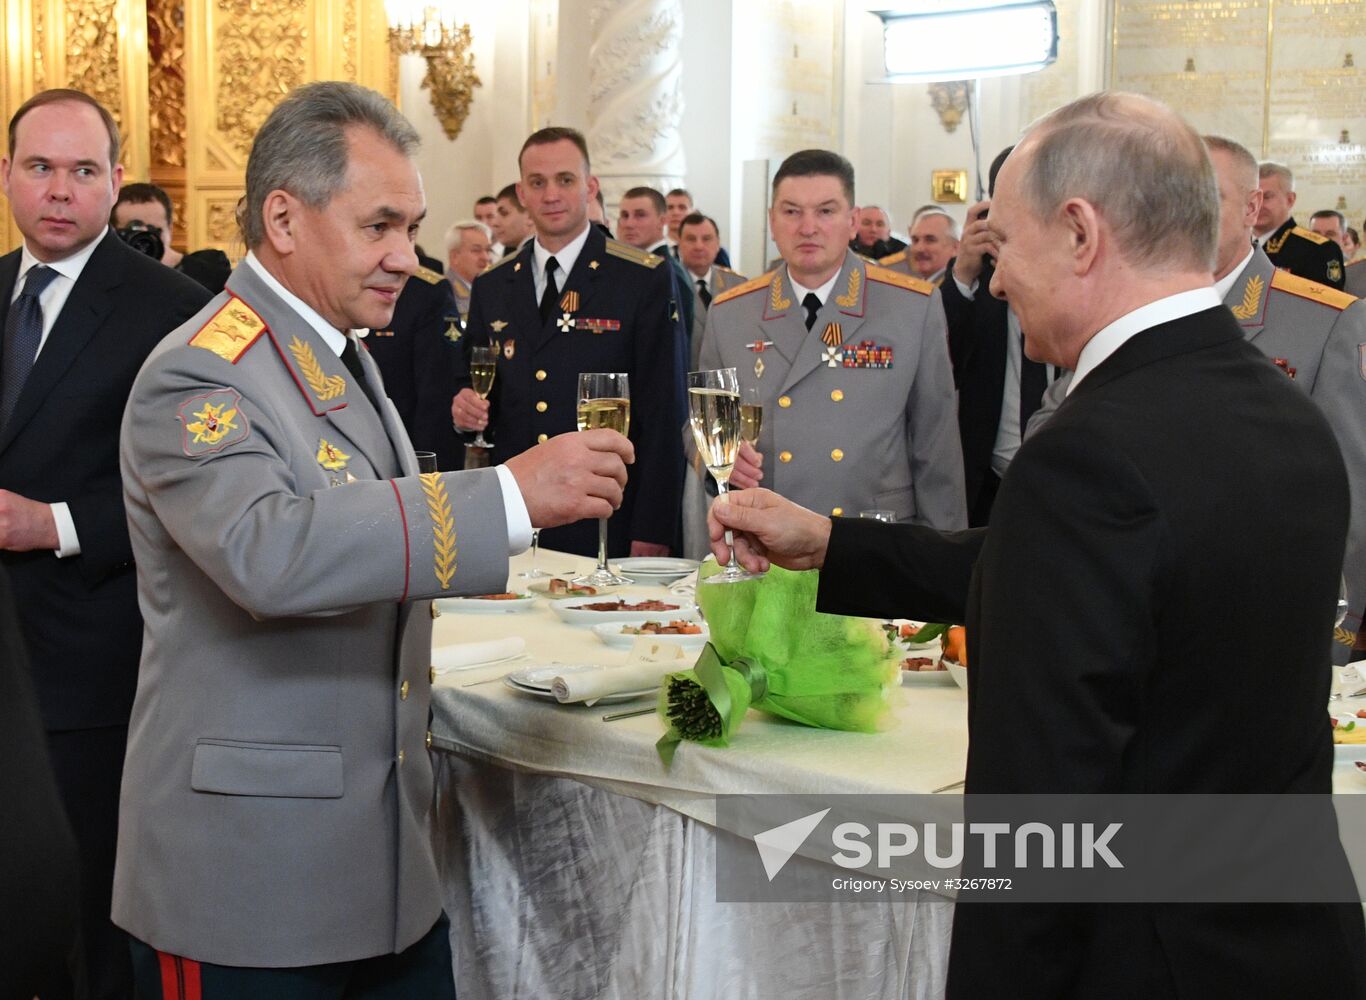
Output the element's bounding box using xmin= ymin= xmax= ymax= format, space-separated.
xmin=586 ymin=0 xmax=687 ymax=211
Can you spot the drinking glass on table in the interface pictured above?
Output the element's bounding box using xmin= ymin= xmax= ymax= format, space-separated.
xmin=518 ymin=529 xmax=548 ymax=579
xmin=468 ymin=345 xmax=497 ymax=448
xmin=413 ymin=451 xmax=438 ymax=474
xmin=689 ymin=368 xmax=762 ymax=584
xmin=573 ymin=372 xmax=632 ymax=588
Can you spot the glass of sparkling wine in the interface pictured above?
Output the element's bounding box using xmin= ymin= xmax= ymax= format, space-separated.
xmin=689 ymin=368 xmax=762 ymax=584
xmin=469 ymin=345 xmax=497 ymax=448
xmin=739 ymin=384 xmax=763 ymax=447
xmin=573 ymin=372 xmax=632 ymax=588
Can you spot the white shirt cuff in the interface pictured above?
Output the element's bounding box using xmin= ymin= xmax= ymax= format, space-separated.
xmin=51 ymin=502 xmax=81 ymax=558
xmin=493 ymin=464 xmax=533 ymax=555
xmin=953 ymin=274 xmax=978 ymax=300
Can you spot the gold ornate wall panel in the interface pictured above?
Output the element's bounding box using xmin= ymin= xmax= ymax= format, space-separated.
xmin=2 ymin=0 xmax=392 ymax=254
xmin=183 ymin=0 xmax=393 ymax=254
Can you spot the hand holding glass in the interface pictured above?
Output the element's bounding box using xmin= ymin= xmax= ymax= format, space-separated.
xmin=689 ymin=368 xmax=762 ymax=584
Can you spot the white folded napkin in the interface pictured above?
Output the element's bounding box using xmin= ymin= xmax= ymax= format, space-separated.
xmin=431 ymin=636 xmax=526 ymax=675
xmin=552 ymin=642 xmax=690 ymax=704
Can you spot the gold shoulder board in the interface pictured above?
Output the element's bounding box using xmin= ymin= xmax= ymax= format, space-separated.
xmin=486 ymin=253 xmax=519 ymax=273
xmin=1270 ymin=269 xmax=1358 ymax=311
xmin=712 ymin=270 xmax=777 ymax=307
xmin=604 ymin=239 xmax=665 ymax=269
xmin=877 ymin=250 xmax=908 ymax=266
xmin=413 ymin=265 xmax=444 ymax=285
xmin=1291 ymin=226 xmax=1331 ymax=246
xmin=188 ymin=297 xmax=266 ymax=363
xmin=866 ymin=264 xmax=934 ymax=296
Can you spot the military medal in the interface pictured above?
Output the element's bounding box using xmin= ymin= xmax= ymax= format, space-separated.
xmin=754 ymin=356 xmax=766 ymax=379
xmin=573 ymin=318 xmax=621 ymax=333
xmin=821 ymin=322 xmax=844 ymax=348
xmin=317 ymin=438 xmax=351 ymax=486
xmin=503 ymin=339 xmax=516 ymax=360
xmin=559 ymin=290 xmax=580 ymax=313
xmin=841 ymin=340 xmax=893 ymax=369
xmin=557 ymin=312 xmax=574 ymax=333
xmin=745 ymin=339 xmax=773 ymax=352
xmin=821 ymin=346 xmax=843 ymax=367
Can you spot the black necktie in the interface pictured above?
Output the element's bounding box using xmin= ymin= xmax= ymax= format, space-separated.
xmin=1 ymin=264 xmax=59 ymax=428
xmin=802 ymin=292 xmax=821 ymax=331
xmin=697 ymin=279 xmax=712 ymax=309
xmin=341 ymin=337 xmax=380 ymax=412
xmin=539 ymin=256 xmax=560 ymax=325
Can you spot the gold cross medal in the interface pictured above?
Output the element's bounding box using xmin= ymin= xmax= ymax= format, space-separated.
xmin=317 ymin=438 xmax=352 ymax=486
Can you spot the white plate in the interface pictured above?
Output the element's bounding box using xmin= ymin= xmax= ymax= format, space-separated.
xmin=616 ymin=557 xmax=701 ymax=585
xmin=550 ymin=596 xmax=699 ymax=625
xmin=591 ymin=620 xmax=710 ymax=650
xmin=502 ymin=664 xmax=658 ymax=705
xmin=528 ymin=578 xmax=625 ymax=600
xmin=435 ymin=593 xmax=537 ymax=614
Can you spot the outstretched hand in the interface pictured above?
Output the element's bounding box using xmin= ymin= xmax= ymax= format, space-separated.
xmin=707 ymin=488 xmax=831 ymax=573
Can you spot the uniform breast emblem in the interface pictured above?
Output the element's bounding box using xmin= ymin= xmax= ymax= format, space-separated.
xmin=504 ymin=339 xmax=516 ymax=360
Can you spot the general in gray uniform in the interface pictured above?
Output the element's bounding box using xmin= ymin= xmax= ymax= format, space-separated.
xmin=701 ymin=250 xmax=965 ymax=526
xmin=112 ymin=82 xmax=628 ymax=990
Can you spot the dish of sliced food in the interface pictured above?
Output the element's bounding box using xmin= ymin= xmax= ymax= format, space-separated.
xmin=434 ymin=592 xmax=537 ymax=614
xmin=551 ymin=597 xmax=700 ymax=625
xmin=620 ymin=620 xmax=703 ymax=635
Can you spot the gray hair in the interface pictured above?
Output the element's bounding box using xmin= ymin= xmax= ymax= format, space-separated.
xmin=1203 ymin=135 xmax=1258 ymax=190
xmin=911 ymin=208 xmax=961 ymax=241
xmin=444 ymin=219 xmax=491 ymax=253
xmin=242 ymin=81 xmax=420 ymax=248
xmin=1258 ymin=161 xmax=1295 ymax=191
xmin=1018 ymin=91 xmax=1217 ymax=272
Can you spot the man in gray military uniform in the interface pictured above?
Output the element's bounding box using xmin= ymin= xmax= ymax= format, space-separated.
xmin=1031 ymin=134 xmax=1366 ymax=663
xmin=113 ymin=82 xmax=631 ymax=996
xmin=706 ymin=149 xmax=965 ymax=527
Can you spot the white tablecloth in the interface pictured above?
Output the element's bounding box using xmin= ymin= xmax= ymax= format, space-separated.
xmin=427 ymin=549 xmax=1366 ymax=999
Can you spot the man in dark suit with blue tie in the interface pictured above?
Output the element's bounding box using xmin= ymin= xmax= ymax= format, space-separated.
xmin=0 ymin=89 xmax=210 ymax=998
xmin=452 ymin=127 xmax=684 ymax=558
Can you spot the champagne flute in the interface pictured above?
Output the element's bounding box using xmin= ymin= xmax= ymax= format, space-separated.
xmin=518 ymin=529 xmax=548 ymax=579
xmin=573 ymin=372 xmax=632 ymax=588
xmin=739 ymin=384 xmax=763 ymax=447
xmin=1331 ymin=574 xmax=1349 ymax=701
xmin=469 ymin=345 xmax=497 ymax=448
xmin=689 ymin=368 xmax=762 ymax=584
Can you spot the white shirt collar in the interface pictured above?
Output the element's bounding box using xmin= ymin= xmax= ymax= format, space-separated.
xmin=1213 ymin=246 xmax=1255 ymax=301
xmin=533 ymin=224 xmax=591 ymax=284
xmin=690 ymin=266 xmax=711 ymax=290
xmin=18 ymin=227 xmax=108 ymax=287
xmin=788 ymin=267 xmax=842 ymax=306
xmin=1067 ymin=286 xmax=1223 ymax=396
xmin=243 ymin=252 xmax=353 ymax=358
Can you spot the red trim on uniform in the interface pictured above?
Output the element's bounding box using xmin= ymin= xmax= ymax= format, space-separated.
xmin=157 ymin=952 xmax=178 ymax=999
xmin=391 ymin=479 xmax=411 ymax=602
xmin=182 ymin=957 xmax=203 ymax=1000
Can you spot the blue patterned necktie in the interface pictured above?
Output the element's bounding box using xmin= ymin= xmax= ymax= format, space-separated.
xmin=1 ymin=264 xmax=59 ymax=428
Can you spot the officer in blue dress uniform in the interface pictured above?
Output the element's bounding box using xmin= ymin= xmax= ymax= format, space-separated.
xmin=453 ymin=127 xmax=685 ymax=558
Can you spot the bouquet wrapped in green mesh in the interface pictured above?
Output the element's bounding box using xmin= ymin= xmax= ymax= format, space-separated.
xmin=656 ymin=563 xmax=900 ymax=764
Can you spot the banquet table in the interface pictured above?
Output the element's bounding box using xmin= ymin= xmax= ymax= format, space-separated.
xmin=427 ymin=549 xmax=1366 ymax=1000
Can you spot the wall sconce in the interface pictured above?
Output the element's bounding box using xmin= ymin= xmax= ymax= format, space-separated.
xmin=385 ymin=2 xmax=482 ymax=141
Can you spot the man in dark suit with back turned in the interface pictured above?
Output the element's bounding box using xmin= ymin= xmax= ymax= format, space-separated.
xmin=0 ymin=89 xmax=210 ymax=999
xmin=709 ymin=92 xmax=1365 ymax=998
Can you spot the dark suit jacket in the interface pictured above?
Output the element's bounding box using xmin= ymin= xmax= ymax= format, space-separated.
xmin=0 ymin=565 xmax=79 ymax=1000
xmin=0 ymin=232 xmax=210 ymax=730
xmin=818 ymin=306 xmax=1365 ymax=996
xmin=363 ymin=269 xmax=464 ymax=471
xmin=458 ymin=226 xmax=685 ymax=556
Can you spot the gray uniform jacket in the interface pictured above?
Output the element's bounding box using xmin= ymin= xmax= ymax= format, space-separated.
xmin=113 ymin=263 xmax=509 ymax=967
xmin=699 ymin=251 xmax=966 ymax=527
xmin=1030 ymin=249 xmax=1366 ymax=647
xmin=689 ymin=264 xmax=748 ymax=368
